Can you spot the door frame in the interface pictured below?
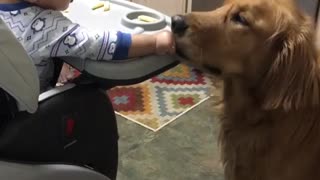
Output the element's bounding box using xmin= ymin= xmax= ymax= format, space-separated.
xmin=186 ymin=0 xmax=192 ymax=13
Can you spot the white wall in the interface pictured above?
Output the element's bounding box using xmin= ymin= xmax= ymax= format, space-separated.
xmin=131 ymin=0 xmax=186 ymax=15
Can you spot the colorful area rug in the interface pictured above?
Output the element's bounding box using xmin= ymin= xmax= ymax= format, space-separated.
xmin=107 ymin=64 xmax=215 ymax=132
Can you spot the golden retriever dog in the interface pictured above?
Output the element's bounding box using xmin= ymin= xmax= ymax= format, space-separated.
xmin=171 ymin=0 xmax=320 ymax=179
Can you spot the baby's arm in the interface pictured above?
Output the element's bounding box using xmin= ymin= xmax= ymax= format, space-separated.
xmin=23 ymin=10 xmax=174 ymax=62
xmin=128 ymin=31 xmax=175 ymax=58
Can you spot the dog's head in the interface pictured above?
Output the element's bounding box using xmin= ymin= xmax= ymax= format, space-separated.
xmin=173 ymin=0 xmax=319 ymax=109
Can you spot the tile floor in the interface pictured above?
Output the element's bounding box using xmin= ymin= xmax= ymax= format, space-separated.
xmin=116 ymin=99 xmax=224 ymax=180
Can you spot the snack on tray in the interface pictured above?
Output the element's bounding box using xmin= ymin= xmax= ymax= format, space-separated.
xmin=92 ymin=2 xmax=104 ymax=10
xmin=137 ymin=15 xmax=157 ymax=23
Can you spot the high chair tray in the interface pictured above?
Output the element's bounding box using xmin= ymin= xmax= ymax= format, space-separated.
xmin=62 ymin=0 xmax=178 ymax=81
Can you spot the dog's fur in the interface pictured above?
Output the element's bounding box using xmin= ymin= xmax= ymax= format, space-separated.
xmin=174 ymin=0 xmax=320 ymax=179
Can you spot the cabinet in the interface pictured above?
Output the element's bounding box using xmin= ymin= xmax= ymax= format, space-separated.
xmin=190 ymin=0 xmax=319 ymax=17
xmin=191 ymin=0 xmax=222 ymax=11
xmin=296 ymin=0 xmax=319 ymax=18
xmin=130 ymin=0 xmax=319 ymax=18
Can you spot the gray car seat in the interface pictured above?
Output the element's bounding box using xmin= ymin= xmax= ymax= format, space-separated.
xmin=0 ymin=160 xmax=110 ymax=180
xmin=0 ymin=16 xmax=114 ymax=180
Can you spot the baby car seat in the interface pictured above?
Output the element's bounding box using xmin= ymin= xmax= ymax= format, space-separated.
xmin=0 ymin=15 xmax=178 ymax=180
xmin=0 ymin=16 xmax=116 ymax=180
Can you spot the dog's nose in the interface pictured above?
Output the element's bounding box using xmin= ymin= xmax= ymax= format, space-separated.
xmin=171 ymin=15 xmax=189 ymax=34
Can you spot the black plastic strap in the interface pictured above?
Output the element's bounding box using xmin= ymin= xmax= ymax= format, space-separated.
xmin=0 ymin=89 xmax=18 ymax=128
xmin=50 ymin=58 xmax=64 ymax=87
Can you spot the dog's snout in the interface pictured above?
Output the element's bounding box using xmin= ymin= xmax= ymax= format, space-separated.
xmin=171 ymin=15 xmax=189 ymax=34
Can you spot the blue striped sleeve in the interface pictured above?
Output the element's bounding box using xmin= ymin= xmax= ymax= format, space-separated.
xmin=112 ymin=31 xmax=132 ymax=60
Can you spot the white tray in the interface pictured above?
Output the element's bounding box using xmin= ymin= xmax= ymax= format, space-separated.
xmin=63 ymin=0 xmax=178 ymax=81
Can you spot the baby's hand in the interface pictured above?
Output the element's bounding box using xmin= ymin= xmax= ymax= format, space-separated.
xmin=154 ymin=31 xmax=176 ymax=55
xmin=57 ymin=64 xmax=75 ymax=85
xmin=128 ymin=31 xmax=176 ymax=58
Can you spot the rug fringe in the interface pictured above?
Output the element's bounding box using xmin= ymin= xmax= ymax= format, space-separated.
xmin=115 ymin=112 xmax=158 ymax=132
xmin=154 ymin=95 xmax=212 ymax=132
xmin=115 ymin=95 xmax=212 ymax=132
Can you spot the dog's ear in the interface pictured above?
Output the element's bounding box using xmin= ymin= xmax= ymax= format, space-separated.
xmin=259 ymin=18 xmax=320 ymax=111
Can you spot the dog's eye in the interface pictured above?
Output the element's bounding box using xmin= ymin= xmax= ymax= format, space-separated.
xmin=232 ymin=13 xmax=249 ymax=26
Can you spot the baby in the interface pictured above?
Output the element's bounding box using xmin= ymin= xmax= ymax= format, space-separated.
xmin=0 ymin=0 xmax=175 ymax=91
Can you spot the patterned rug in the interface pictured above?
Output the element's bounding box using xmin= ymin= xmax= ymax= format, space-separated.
xmin=107 ymin=64 xmax=215 ymax=132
